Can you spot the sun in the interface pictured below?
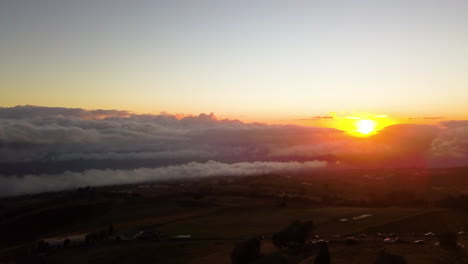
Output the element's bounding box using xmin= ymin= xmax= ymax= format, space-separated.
xmin=356 ymin=119 xmax=376 ymax=135
xmin=316 ymin=113 xmax=396 ymax=137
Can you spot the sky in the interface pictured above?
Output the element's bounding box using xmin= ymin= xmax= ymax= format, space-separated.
xmin=1 ymin=0 xmax=468 ymax=124
xmin=1 ymin=1 xmax=468 ymax=196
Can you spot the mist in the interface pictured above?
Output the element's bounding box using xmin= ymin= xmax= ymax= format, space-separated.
xmin=0 ymin=160 xmax=327 ymax=197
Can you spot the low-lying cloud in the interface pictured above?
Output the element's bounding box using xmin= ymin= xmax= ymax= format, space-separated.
xmin=0 ymin=160 xmax=327 ymax=197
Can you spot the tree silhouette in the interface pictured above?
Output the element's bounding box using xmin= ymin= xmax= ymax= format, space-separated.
xmin=314 ymin=242 xmax=330 ymax=264
xmin=374 ymin=249 xmax=407 ymax=264
xmin=272 ymin=220 xmax=315 ymax=249
xmin=230 ymin=237 xmax=261 ymax=264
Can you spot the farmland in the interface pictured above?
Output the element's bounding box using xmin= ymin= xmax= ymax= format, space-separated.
xmin=2 ymin=167 xmax=468 ymax=263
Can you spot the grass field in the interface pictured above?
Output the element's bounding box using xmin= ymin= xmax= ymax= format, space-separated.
xmin=156 ymin=206 xmax=442 ymax=239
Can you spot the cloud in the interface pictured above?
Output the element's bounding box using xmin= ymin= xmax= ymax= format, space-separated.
xmin=0 ymin=160 xmax=327 ymax=197
xmin=57 ymin=150 xmax=214 ymax=161
xmin=0 ymin=105 xmax=131 ymax=119
xmin=371 ymin=124 xmax=440 ymax=153
xmin=431 ymin=126 xmax=468 ymax=160
xmin=440 ymin=120 xmax=468 ymax=128
xmin=408 ymin=116 xmax=445 ymax=120
xmin=296 ymin=116 xmax=334 ymax=120
xmin=0 ymin=105 xmax=467 ymax=184
xmin=296 ymin=112 xmax=337 ymax=120
xmin=427 ymin=121 xmax=468 ymax=166
xmin=0 ymin=106 xmax=340 ymax=164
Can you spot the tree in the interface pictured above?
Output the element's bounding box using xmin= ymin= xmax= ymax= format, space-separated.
xmin=108 ymin=224 xmax=115 ymax=235
xmin=230 ymin=237 xmax=261 ymax=264
xmin=314 ymin=242 xmax=330 ymax=264
xmin=272 ymin=220 xmax=315 ymax=249
xmin=63 ymin=239 xmax=71 ymax=247
xmin=374 ymin=249 xmax=407 ymax=264
xmin=36 ymin=240 xmax=49 ymax=252
xmin=438 ymin=232 xmax=457 ymax=249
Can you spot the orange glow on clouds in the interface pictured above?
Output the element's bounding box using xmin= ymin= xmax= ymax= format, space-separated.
xmin=341 ymin=115 xmax=396 ymax=137
xmin=292 ymin=113 xmax=398 ymax=137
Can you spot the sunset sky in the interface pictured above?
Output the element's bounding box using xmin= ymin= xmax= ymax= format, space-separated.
xmin=1 ymin=1 xmax=468 ymax=196
xmin=1 ymin=0 xmax=468 ymax=126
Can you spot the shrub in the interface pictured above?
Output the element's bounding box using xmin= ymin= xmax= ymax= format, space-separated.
xmin=230 ymin=237 xmax=261 ymax=264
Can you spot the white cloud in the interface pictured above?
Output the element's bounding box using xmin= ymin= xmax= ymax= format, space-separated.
xmin=0 ymin=160 xmax=327 ymax=197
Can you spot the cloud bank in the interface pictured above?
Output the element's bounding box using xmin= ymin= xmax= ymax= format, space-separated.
xmin=0 ymin=106 xmax=340 ymax=165
xmin=0 ymin=160 xmax=326 ymax=197
xmin=0 ymin=105 xmax=467 ymax=195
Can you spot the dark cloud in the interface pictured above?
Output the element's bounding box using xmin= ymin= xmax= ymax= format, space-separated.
xmin=0 ymin=106 xmax=340 ymax=164
xmin=0 ymin=105 xmax=131 ymax=119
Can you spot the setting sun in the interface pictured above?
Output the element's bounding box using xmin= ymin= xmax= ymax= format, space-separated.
xmin=321 ymin=114 xmax=396 ymax=136
xmin=356 ymin=119 xmax=377 ymax=134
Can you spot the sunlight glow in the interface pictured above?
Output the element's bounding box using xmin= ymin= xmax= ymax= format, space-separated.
xmin=298 ymin=113 xmax=397 ymax=137
xmin=356 ymin=119 xmax=377 ymax=134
